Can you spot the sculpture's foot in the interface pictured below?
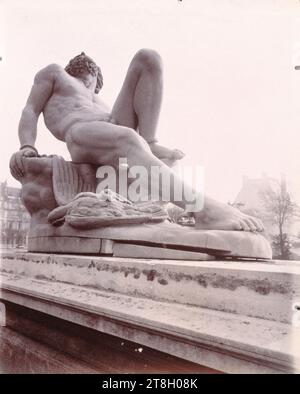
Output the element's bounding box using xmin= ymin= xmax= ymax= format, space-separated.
xmin=194 ymin=199 xmax=264 ymax=232
xmin=148 ymin=142 xmax=185 ymax=161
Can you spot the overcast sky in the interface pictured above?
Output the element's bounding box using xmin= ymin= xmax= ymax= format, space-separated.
xmin=1 ymin=0 xmax=300 ymax=203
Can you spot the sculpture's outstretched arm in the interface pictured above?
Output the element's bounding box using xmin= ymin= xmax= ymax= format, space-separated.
xmin=11 ymin=64 xmax=60 ymax=178
xmin=19 ymin=64 xmax=58 ymax=147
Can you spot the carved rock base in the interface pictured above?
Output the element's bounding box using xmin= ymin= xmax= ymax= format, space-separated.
xmin=28 ymin=221 xmax=272 ymax=260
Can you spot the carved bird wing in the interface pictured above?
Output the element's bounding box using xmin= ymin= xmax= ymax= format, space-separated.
xmin=52 ymin=156 xmax=96 ymax=206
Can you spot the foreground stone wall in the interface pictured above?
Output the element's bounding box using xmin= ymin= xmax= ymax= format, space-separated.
xmin=1 ymin=251 xmax=300 ymax=374
xmin=1 ymin=302 xmax=217 ymax=374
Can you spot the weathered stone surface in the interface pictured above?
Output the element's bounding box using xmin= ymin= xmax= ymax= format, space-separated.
xmin=1 ymin=267 xmax=299 ymax=374
xmin=2 ymin=252 xmax=299 ymax=323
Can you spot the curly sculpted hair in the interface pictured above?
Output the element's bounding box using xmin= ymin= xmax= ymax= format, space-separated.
xmin=65 ymin=52 xmax=103 ymax=93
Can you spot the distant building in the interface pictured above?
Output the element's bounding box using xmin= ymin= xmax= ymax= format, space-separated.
xmin=233 ymin=174 xmax=300 ymax=236
xmin=0 ymin=181 xmax=30 ymax=248
xmin=234 ymin=174 xmax=276 ymax=214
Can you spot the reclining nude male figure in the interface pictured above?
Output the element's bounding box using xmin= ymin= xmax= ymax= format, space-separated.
xmin=10 ymin=49 xmax=264 ymax=232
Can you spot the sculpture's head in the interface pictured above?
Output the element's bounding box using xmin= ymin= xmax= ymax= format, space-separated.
xmin=65 ymin=52 xmax=103 ymax=94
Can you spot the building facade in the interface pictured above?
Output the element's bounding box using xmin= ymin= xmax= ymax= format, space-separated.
xmin=0 ymin=181 xmax=30 ymax=248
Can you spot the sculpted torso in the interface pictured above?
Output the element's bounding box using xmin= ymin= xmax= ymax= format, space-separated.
xmin=41 ymin=65 xmax=111 ymax=142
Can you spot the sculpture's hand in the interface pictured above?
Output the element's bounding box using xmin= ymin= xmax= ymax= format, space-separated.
xmin=9 ymin=147 xmax=38 ymax=179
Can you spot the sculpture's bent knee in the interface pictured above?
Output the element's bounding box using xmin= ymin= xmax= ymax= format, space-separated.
xmin=134 ymin=48 xmax=163 ymax=73
xmin=114 ymin=127 xmax=143 ymax=157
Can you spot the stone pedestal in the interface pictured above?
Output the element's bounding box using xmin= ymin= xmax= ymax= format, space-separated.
xmin=1 ymin=251 xmax=299 ymax=374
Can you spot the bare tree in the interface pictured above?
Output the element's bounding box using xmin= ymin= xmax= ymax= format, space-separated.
xmin=260 ymin=175 xmax=299 ymax=259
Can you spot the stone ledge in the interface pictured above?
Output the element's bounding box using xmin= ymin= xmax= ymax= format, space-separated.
xmin=1 ymin=302 xmax=218 ymax=374
xmin=2 ymin=251 xmax=300 ymax=324
xmin=1 ymin=272 xmax=299 ymax=374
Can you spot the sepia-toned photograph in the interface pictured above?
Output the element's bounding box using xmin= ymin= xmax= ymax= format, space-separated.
xmin=0 ymin=0 xmax=299 ymax=377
